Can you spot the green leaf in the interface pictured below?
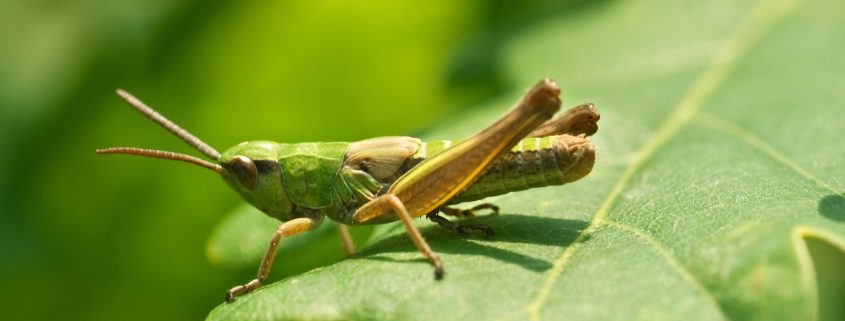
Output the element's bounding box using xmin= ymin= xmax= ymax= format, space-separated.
xmin=207 ymin=0 xmax=845 ymax=320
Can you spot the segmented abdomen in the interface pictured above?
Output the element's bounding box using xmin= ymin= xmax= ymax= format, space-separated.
xmin=400 ymin=134 xmax=595 ymax=204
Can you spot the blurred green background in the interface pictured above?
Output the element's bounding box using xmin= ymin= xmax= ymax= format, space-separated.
xmin=0 ymin=1 xmax=592 ymax=320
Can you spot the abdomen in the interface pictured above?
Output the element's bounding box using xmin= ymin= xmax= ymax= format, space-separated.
xmin=399 ymin=134 xmax=595 ymax=204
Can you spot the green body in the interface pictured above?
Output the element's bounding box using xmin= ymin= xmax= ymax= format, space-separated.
xmin=219 ymin=134 xmax=594 ymax=229
xmin=219 ymin=141 xmax=349 ymax=225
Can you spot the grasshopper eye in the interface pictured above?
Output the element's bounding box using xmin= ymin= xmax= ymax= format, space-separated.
xmin=231 ymin=155 xmax=258 ymax=190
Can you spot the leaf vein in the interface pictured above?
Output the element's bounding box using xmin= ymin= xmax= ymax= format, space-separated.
xmin=602 ymin=220 xmax=730 ymax=320
xmin=695 ymin=112 xmax=838 ymax=194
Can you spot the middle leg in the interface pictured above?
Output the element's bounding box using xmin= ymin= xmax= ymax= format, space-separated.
xmin=441 ymin=203 xmax=500 ymax=218
xmin=337 ymin=224 xmax=356 ymax=256
xmin=427 ymin=212 xmax=494 ymax=237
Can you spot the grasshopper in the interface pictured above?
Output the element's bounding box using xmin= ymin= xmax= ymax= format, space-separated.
xmin=97 ymin=79 xmax=599 ymax=301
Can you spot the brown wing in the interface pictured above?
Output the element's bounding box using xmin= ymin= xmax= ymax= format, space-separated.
xmin=344 ymin=136 xmax=421 ymax=182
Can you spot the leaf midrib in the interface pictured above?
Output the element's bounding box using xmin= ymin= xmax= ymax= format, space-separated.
xmin=524 ymin=0 xmax=805 ymax=320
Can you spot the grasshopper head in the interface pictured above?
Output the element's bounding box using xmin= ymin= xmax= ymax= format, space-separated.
xmin=97 ymin=90 xmax=294 ymax=221
xmin=218 ymin=141 xmax=294 ymax=220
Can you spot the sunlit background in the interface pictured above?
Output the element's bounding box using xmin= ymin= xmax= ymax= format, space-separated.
xmin=0 ymin=1 xmax=594 ymax=320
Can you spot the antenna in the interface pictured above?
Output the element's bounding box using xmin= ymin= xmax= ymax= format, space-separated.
xmin=97 ymin=90 xmax=225 ymax=173
xmin=96 ymin=147 xmax=222 ymax=172
xmin=115 ymin=89 xmax=221 ymax=160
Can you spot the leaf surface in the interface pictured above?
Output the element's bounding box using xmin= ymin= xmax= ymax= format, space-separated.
xmin=208 ymin=0 xmax=845 ymax=320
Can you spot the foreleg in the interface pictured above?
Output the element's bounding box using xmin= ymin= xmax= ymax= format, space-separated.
xmin=226 ymin=217 xmax=316 ymax=302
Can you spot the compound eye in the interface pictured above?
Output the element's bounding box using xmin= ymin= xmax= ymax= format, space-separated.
xmin=231 ymin=155 xmax=258 ymax=190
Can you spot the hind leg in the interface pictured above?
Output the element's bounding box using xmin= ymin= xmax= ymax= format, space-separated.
xmin=528 ymin=103 xmax=600 ymax=138
xmin=353 ymin=194 xmax=444 ymax=278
